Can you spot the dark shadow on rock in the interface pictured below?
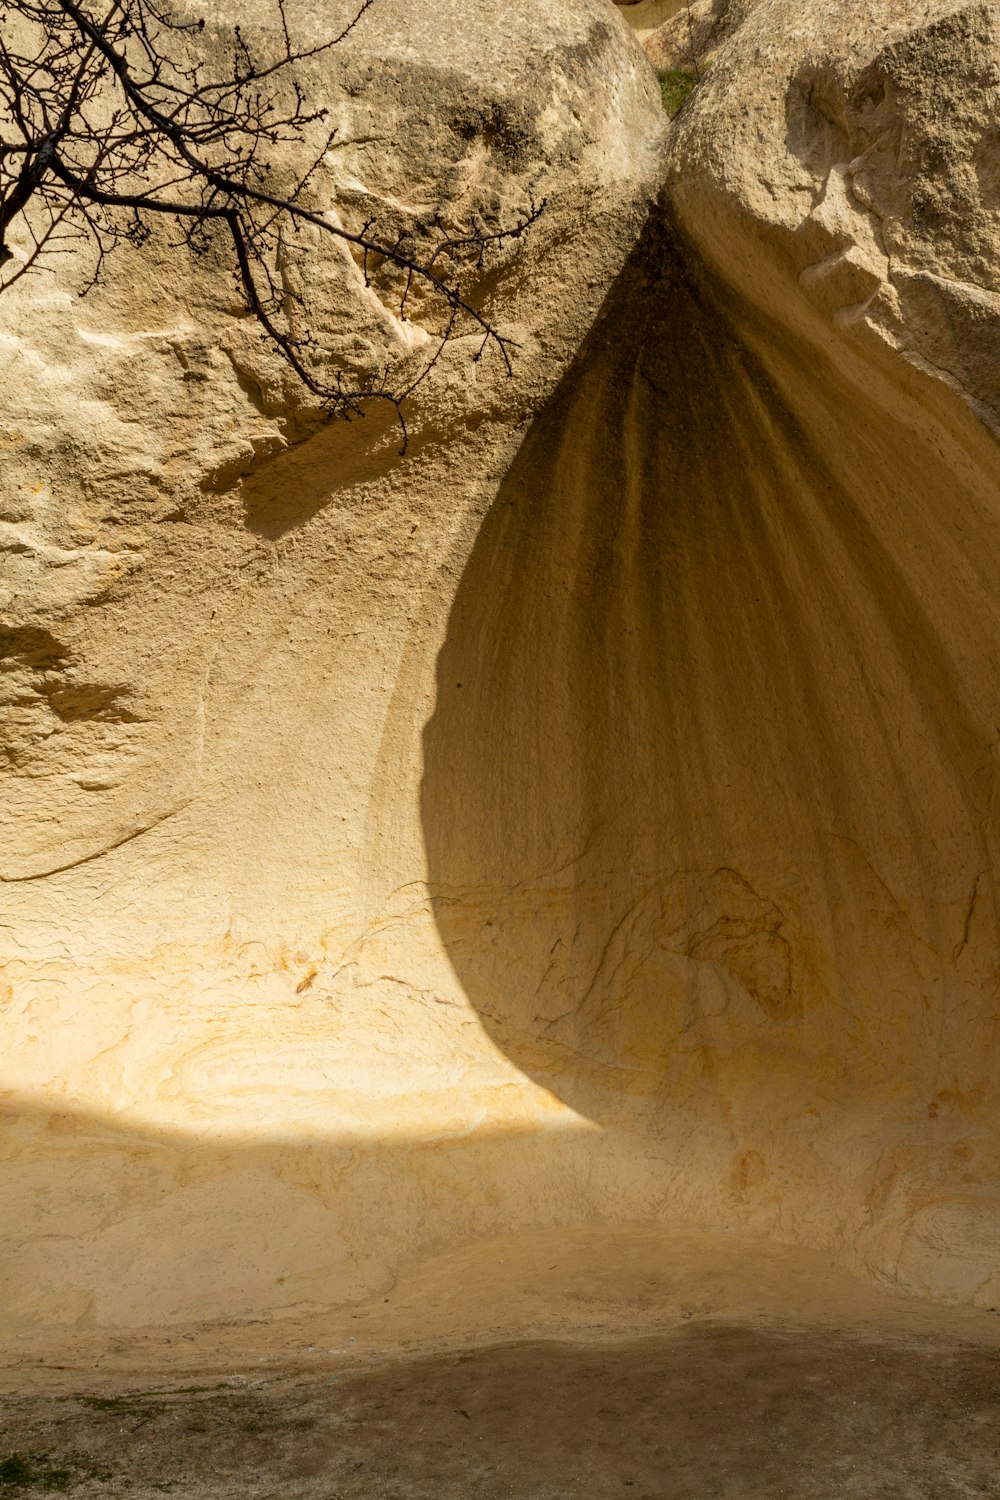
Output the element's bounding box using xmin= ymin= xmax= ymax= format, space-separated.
xmin=419 ymin=207 xmax=1000 ymax=1135
xmin=237 ymin=400 xmax=403 ymax=540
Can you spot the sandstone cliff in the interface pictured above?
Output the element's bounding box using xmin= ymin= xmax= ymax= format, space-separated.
xmin=1 ymin=0 xmax=998 ymax=1332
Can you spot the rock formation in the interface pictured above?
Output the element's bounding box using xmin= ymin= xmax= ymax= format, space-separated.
xmin=1 ymin=0 xmax=998 ymax=1332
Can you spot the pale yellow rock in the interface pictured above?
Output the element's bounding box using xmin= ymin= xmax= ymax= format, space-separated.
xmin=637 ymin=0 xmax=721 ymax=71
xmin=614 ymin=0 xmax=691 ymax=45
xmin=1 ymin=0 xmax=999 ymax=1340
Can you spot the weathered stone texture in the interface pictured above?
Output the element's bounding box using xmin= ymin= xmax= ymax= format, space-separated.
xmin=1 ymin=0 xmax=999 ymax=1330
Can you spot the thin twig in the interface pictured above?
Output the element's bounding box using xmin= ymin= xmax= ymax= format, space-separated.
xmin=0 ymin=0 xmax=542 ymax=447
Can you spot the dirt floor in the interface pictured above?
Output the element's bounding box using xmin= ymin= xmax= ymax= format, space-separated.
xmin=2 ymin=1232 xmax=999 ymax=1498
xmin=0 ymin=1321 xmax=998 ymax=1499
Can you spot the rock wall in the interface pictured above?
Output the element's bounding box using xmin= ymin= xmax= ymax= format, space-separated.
xmin=1 ymin=0 xmax=999 ymax=1330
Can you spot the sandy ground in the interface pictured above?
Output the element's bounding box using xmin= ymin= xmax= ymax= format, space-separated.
xmin=1 ymin=1324 xmax=999 ymax=1498
xmin=1 ymin=1232 xmax=998 ymax=1498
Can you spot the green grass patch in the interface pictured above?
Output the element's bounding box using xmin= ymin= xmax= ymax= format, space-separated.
xmin=77 ymin=1395 xmax=165 ymax=1414
xmin=658 ymin=68 xmax=698 ymax=118
xmin=0 ymin=1456 xmax=71 ymax=1492
xmin=168 ymin=1383 xmax=238 ymax=1396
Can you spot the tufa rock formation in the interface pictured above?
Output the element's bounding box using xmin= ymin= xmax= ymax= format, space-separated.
xmin=0 ymin=0 xmax=998 ymax=1333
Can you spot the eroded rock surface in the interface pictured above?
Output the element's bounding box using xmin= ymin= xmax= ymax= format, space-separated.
xmin=1 ymin=0 xmax=999 ymax=1334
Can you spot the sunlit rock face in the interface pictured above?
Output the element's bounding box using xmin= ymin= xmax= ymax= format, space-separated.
xmin=2 ymin=0 xmax=1000 ymax=1331
xmin=613 ymin=0 xmax=688 ymax=45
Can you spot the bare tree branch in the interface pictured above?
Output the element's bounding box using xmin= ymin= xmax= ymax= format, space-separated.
xmin=0 ymin=0 xmax=543 ymax=447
